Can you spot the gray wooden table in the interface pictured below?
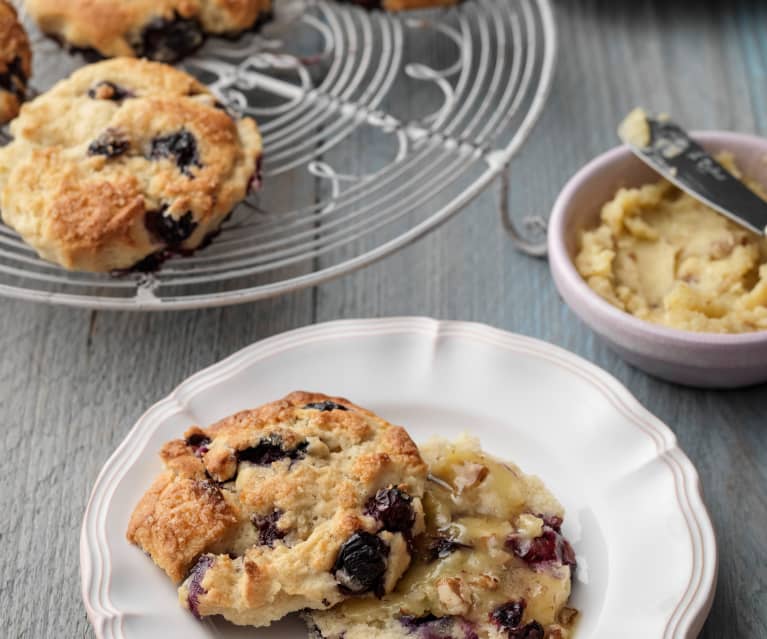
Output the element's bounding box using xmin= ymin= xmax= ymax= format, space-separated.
xmin=2 ymin=1 xmax=766 ymax=637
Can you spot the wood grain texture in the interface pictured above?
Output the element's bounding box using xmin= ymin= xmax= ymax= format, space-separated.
xmin=1 ymin=0 xmax=766 ymax=637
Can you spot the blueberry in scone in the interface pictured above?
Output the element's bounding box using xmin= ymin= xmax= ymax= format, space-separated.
xmin=0 ymin=0 xmax=31 ymax=124
xmin=127 ymin=392 xmax=428 ymax=627
xmin=24 ymin=0 xmax=273 ymax=62
xmin=0 ymin=57 xmax=262 ymax=272
xmin=305 ymin=436 xmax=579 ymax=639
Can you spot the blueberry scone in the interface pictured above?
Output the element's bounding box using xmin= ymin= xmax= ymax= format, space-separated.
xmin=25 ymin=0 xmax=272 ymax=62
xmin=306 ymin=436 xmax=578 ymax=639
xmin=0 ymin=57 xmax=261 ymax=271
xmin=127 ymin=392 xmax=428 ymax=627
xmin=0 ymin=0 xmax=31 ymax=123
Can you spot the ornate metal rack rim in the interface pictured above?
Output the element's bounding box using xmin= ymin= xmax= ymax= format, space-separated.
xmin=0 ymin=0 xmax=557 ymax=309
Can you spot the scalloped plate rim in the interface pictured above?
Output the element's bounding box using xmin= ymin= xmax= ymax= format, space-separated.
xmin=80 ymin=317 xmax=717 ymax=638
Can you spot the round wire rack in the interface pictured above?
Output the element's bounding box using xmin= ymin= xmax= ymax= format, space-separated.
xmin=2 ymin=0 xmax=556 ymax=310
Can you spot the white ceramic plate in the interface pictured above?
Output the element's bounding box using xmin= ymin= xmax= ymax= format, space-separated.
xmin=81 ymin=318 xmax=717 ymax=639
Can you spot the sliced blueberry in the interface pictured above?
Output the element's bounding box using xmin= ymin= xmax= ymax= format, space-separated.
xmin=251 ymin=509 xmax=286 ymax=547
xmin=144 ymin=207 xmax=197 ymax=247
xmin=365 ymin=487 xmax=414 ymax=534
xmin=185 ymin=433 xmax=211 ymax=458
xmin=137 ymin=13 xmax=205 ymax=63
xmin=426 ymin=536 xmax=473 ymax=561
xmin=87 ymin=128 xmax=129 ymax=158
xmin=303 ymin=401 xmax=348 ymax=412
xmin=149 ymin=129 xmax=202 ymax=177
xmin=0 ymin=56 xmax=26 ymax=100
xmin=186 ymin=555 xmax=213 ymax=620
xmin=490 ymin=600 xmax=526 ymax=632
xmin=332 ymin=531 xmax=388 ymax=595
xmin=507 ymin=520 xmax=576 ymax=569
xmin=238 ymin=433 xmax=308 ymax=466
xmin=87 ymin=80 xmax=133 ymax=101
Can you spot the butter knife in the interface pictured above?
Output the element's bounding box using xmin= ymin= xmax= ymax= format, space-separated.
xmin=618 ymin=108 xmax=767 ymax=236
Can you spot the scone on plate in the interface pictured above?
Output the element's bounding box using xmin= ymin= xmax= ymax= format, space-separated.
xmin=25 ymin=0 xmax=273 ymax=62
xmin=0 ymin=0 xmax=31 ymax=124
xmin=0 ymin=57 xmax=262 ymax=272
xmin=306 ymin=435 xmax=578 ymax=639
xmin=127 ymin=392 xmax=428 ymax=627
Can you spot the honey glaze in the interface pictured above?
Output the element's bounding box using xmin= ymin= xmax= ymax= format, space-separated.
xmin=322 ymin=436 xmax=577 ymax=637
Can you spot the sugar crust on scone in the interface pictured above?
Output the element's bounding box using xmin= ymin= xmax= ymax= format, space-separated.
xmin=127 ymin=391 xmax=428 ymax=628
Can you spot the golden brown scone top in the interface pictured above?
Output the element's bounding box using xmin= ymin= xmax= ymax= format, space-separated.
xmin=0 ymin=0 xmax=31 ymax=124
xmin=24 ymin=0 xmax=272 ymax=61
xmin=127 ymin=392 xmax=428 ymax=627
xmin=0 ymin=57 xmax=262 ymax=271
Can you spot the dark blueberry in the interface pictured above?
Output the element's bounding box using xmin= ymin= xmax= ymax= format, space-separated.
xmin=144 ymin=207 xmax=197 ymax=247
xmin=507 ymin=621 xmax=545 ymax=639
xmin=137 ymin=13 xmax=205 ymax=63
xmin=87 ymin=80 xmax=133 ymax=101
xmin=0 ymin=56 xmax=26 ymax=100
xmin=149 ymin=129 xmax=202 ymax=177
xmin=365 ymin=487 xmax=414 ymax=534
xmin=303 ymin=401 xmax=348 ymax=412
xmin=238 ymin=433 xmax=309 ymax=466
xmin=399 ymin=613 xmax=442 ymax=629
xmin=126 ymin=250 xmax=168 ymax=273
xmin=87 ymin=128 xmax=130 ymax=158
xmin=341 ymin=0 xmax=384 ymax=9
xmin=426 ymin=536 xmax=473 ymax=561
xmin=332 ymin=531 xmax=388 ymax=595
xmin=186 ymin=555 xmax=213 ymax=620
xmin=490 ymin=600 xmax=526 ymax=632
xmin=185 ymin=433 xmax=211 ymax=458
xmin=251 ymin=509 xmax=286 ymax=547
xmin=507 ymin=520 xmax=576 ymax=569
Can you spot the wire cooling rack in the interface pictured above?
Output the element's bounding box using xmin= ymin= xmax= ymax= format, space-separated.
xmin=1 ymin=0 xmax=556 ymax=309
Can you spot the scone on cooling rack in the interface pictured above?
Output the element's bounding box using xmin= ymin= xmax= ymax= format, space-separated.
xmin=127 ymin=392 xmax=428 ymax=627
xmin=24 ymin=0 xmax=273 ymax=62
xmin=0 ymin=0 xmax=31 ymax=124
xmin=306 ymin=435 xmax=578 ymax=639
xmin=0 ymin=57 xmax=262 ymax=272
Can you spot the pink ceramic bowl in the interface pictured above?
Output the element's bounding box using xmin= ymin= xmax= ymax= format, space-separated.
xmin=548 ymin=131 xmax=767 ymax=388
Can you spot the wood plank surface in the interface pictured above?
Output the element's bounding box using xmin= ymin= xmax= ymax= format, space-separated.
xmin=1 ymin=0 xmax=765 ymax=637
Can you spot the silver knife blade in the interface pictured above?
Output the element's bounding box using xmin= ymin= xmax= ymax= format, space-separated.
xmin=618 ymin=109 xmax=767 ymax=236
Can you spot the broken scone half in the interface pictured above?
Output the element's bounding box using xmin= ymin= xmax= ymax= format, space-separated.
xmin=306 ymin=435 xmax=579 ymax=639
xmin=126 ymin=391 xmax=427 ymax=627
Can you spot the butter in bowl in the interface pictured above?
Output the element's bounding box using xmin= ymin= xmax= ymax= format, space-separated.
xmin=548 ymin=120 xmax=767 ymax=387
